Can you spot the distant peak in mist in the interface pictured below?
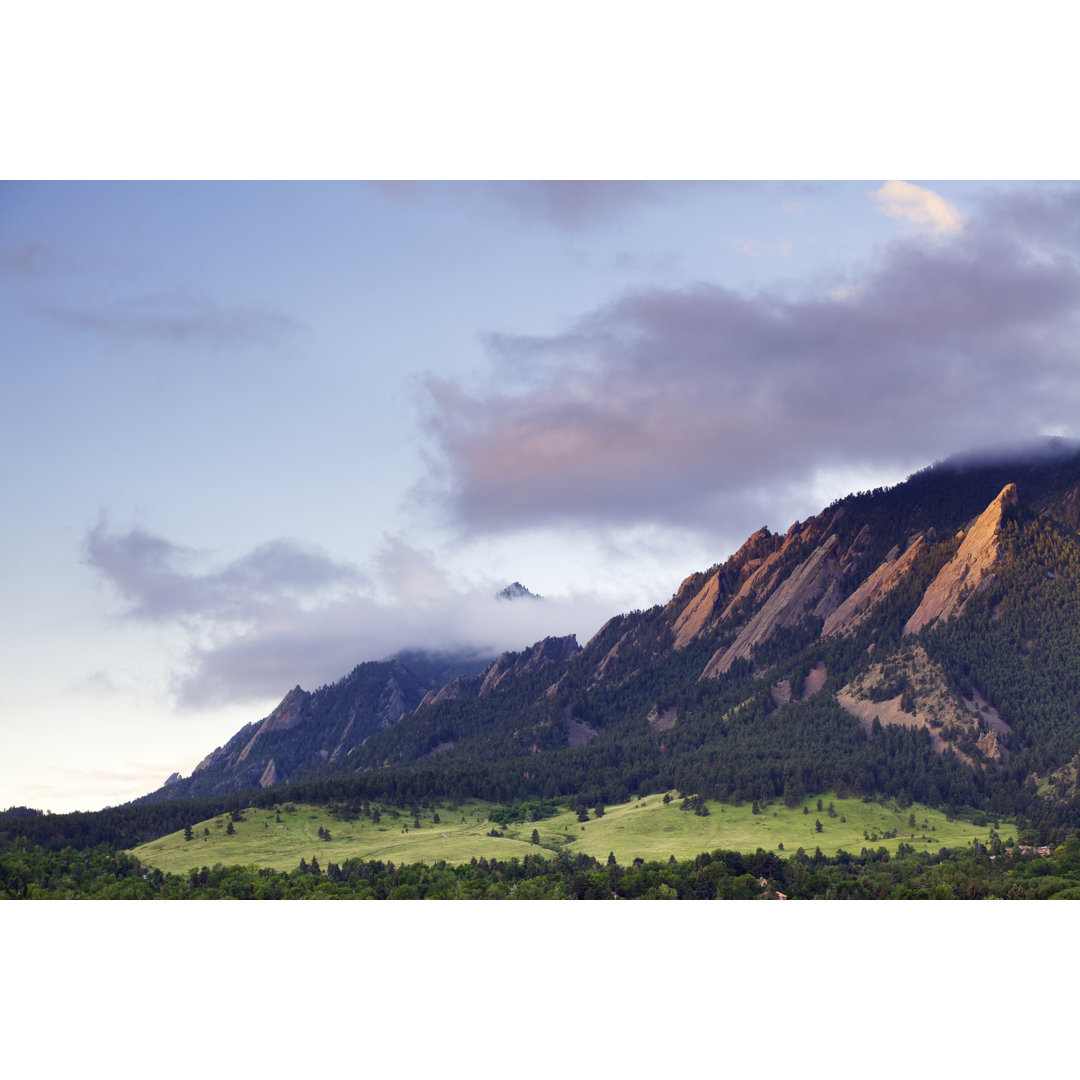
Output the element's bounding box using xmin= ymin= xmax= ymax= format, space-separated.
xmin=496 ymin=581 xmax=542 ymax=601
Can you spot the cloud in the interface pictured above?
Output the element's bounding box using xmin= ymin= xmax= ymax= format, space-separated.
xmin=367 ymin=180 xmax=672 ymax=230
xmin=374 ymin=535 xmax=454 ymax=608
xmin=370 ymin=181 xmax=813 ymax=235
xmin=1 ymin=240 xmax=72 ymax=277
xmin=730 ymin=237 xmax=792 ymax=258
xmin=871 ymin=180 xmax=965 ymax=234
xmin=176 ymin=583 xmax=614 ymax=707
xmin=829 ymin=284 xmax=862 ymax=302
xmin=490 ymin=181 xmax=666 ymax=229
xmin=70 ymin=670 xmax=120 ymax=696
xmin=84 ymin=524 xmax=614 ymax=707
xmin=422 ymin=185 xmax=1080 ymax=537
xmin=83 ymin=523 xmax=363 ymax=623
xmin=40 ymin=287 xmax=298 ymax=347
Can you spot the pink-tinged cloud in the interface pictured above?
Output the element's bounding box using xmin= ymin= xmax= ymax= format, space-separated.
xmin=424 ymin=186 xmax=1080 ymax=534
xmin=872 ymin=180 xmax=965 ymax=234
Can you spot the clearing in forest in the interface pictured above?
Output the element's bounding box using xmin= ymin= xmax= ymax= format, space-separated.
xmin=131 ymin=793 xmax=1012 ymax=875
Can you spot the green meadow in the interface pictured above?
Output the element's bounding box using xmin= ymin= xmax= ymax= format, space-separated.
xmin=131 ymin=793 xmax=1013 ymax=876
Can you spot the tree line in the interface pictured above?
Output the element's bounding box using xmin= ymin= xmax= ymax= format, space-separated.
xmin=6 ymin=833 xmax=1080 ymax=900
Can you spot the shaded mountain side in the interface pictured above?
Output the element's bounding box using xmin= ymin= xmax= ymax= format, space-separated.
xmin=136 ymin=440 xmax=1080 ymax=832
xmin=139 ymin=651 xmax=493 ymax=802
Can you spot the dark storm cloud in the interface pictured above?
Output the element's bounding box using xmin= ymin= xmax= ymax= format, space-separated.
xmin=83 ymin=523 xmax=362 ymax=622
xmin=424 ymin=185 xmax=1080 ymax=533
xmin=41 ymin=288 xmax=298 ymax=347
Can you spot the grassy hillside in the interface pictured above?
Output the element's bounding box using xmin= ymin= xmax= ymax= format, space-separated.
xmin=131 ymin=792 xmax=1012 ymax=874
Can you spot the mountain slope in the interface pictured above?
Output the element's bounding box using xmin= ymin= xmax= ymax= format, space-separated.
xmin=144 ymin=651 xmax=491 ymax=801
xmin=143 ymin=440 xmax=1080 ymax=828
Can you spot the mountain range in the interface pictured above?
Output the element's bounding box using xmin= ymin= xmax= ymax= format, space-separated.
xmin=138 ymin=438 xmax=1080 ymax=832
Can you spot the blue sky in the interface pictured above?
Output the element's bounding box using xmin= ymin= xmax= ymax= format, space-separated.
xmin=6 ymin=178 xmax=1080 ymax=811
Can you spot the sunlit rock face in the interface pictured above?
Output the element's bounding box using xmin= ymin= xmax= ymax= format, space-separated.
xmin=822 ymin=534 xmax=925 ymax=638
xmin=904 ymin=484 xmax=1018 ymax=636
xmin=703 ymin=534 xmax=843 ymax=678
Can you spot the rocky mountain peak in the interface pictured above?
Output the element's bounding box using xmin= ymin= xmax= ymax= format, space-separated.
xmin=497 ymin=581 xmax=542 ymax=601
xmin=479 ymin=634 xmax=581 ymax=695
xmin=904 ymin=483 xmax=1018 ymax=636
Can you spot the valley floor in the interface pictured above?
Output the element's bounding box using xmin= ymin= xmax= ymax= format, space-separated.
xmin=131 ymin=791 xmax=1009 ymax=875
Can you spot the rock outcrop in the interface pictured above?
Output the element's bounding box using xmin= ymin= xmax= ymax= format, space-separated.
xmin=378 ymin=671 xmax=411 ymax=730
xmin=592 ymin=628 xmax=632 ymax=682
xmin=479 ymin=635 xmax=581 ymax=696
xmin=667 ymin=527 xmax=777 ymax=649
xmin=258 ymin=759 xmax=281 ymax=787
xmin=836 ymin=644 xmax=994 ymax=763
xmin=904 ymin=484 xmax=1018 ymax=635
xmin=646 ymin=704 xmax=678 ymax=731
xmin=496 ymin=581 xmax=541 ymax=601
xmin=822 ymin=534 xmax=926 ymax=638
xmin=236 ymin=685 xmax=310 ymax=765
xmin=702 ymin=535 xmax=842 ymax=677
xmin=417 ymin=674 xmax=471 ymax=709
xmin=671 ymin=571 xmax=725 ymax=649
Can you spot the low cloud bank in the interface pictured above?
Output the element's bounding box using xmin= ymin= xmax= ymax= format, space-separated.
xmin=85 ymin=524 xmax=614 ymax=707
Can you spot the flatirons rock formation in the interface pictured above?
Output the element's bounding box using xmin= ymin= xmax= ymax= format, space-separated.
xmin=822 ymin=534 xmax=926 ymax=638
xmin=139 ymin=439 xmax=1080 ymax=809
xmin=904 ymin=484 xmax=1017 ymax=635
xmin=702 ymin=533 xmax=844 ymax=677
